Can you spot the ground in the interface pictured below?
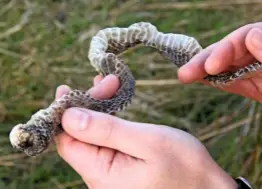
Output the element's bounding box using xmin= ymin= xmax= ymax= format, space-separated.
xmin=1 ymin=0 xmax=262 ymax=188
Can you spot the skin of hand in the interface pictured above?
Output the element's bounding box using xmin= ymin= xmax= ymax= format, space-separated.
xmin=178 ymin=22 xmax=262 ymax=102
xmin=55 ymin=75 xmax=237 ymax=189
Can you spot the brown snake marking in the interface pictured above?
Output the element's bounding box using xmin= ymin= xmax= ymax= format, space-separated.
xmin=9 ymin=22 xmax=262 ymax=156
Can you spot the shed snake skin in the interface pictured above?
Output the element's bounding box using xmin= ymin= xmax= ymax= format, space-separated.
xmin=9 ymin=22 xmax=262 ymax=156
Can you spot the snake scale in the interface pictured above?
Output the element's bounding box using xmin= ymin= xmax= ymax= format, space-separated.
xmin=9 ymin=22 xmax=262 ymax=156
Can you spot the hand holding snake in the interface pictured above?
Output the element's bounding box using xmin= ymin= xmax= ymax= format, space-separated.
xmin=179 ymin=23 xmax=262 ymax=102
xmin=54 ymin=82 xmax=238 ymax=189
xmin=9 ymin=22 xmax=262 ymax=157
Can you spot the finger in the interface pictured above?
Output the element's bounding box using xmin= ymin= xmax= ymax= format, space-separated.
xmin=61 ymin=107 xmax=160 ymax=158
xmin=220 ymin=79 xmax=262 ymax=102
xmin=246 ymin=28 xmax=262 ymax=63
xmin=205 ymin=22 xmax=262 ymax=75
xmin=198 ymin=77 xmax=257 ymax=99
xmin=55 ymin=85 xmax=71 ymax=99
xmin=55 ymin=75 xmax=119 ymax=146
xmin=55 ymin=75 xmax=120 ymax=177
xmin=178 ymin=43 xmax=215 ymax=83
xmin=230 ymin=53 xmax=256 ymax=69
xmin=88 ymin=74 xmax=120 ymax=100
xmin=93 ymin=75 xmax=104 ymax=86
xmin=204 ymin=40 xmax=235 ymax=74
xmin=55 ymin=74 xmax=120 ymax=101
xmin=56 ymin=132 xmax=104 ymax=180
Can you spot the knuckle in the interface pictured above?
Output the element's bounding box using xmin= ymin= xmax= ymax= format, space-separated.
xmin=149 ymin=127 xmax=173 ymax=152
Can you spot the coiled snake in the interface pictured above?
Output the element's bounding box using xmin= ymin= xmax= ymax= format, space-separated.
xmin=9 ymin=22 xmax=262 ymax=156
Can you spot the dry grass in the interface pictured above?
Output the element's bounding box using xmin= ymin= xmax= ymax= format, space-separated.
xmin=1 ymin=0 xmax=262 ymax=188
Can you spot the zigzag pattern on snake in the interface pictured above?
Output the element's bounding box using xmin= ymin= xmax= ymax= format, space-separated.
xmin=9 ymin=22 xmax=262 ymax=156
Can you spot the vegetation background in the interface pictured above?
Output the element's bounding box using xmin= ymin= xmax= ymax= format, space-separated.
xmin=1 ymin=0 xmax=262 ymax=188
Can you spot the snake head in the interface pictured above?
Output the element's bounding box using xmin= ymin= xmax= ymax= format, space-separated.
xmin=9 ymin=123 xmax=50 ymax=157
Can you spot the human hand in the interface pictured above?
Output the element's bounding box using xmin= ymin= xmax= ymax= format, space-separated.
xmin=55 ymin=75 xmax=237 ymax=189
xmin=178 ymin=22 xmax=262 ymax=102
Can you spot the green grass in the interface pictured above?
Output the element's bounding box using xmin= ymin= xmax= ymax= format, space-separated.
xmin=1 ymin=0 xmax=262 ymax=188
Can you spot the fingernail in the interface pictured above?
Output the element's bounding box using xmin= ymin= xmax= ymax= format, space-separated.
xmin=251 ymin=29 xmax=262 ymax=49
xmin=55 ymin=85 xmax=71 ymax=99
xmin=70 ymin=108 xmax=89 ymax=131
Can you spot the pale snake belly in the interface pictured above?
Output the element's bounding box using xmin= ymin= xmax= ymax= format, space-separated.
xmin=9 ymin=22 xmax=262 ymax=156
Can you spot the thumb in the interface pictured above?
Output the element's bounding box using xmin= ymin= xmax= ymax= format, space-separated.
xmin=61 ymin=107 xmax=159 ymax=158
xmin=246 ymin=28 xmax=262 ymax=63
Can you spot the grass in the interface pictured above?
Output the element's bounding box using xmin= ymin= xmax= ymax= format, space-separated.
xmin=1 ymin=0 xmax=262 ymax=188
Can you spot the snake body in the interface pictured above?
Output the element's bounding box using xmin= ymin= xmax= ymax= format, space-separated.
xmin=9 ymin=22 xmax=262 ymax=156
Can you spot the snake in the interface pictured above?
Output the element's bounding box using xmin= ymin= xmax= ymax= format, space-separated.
xmin=9 ymin=22 xmax=262 ymax=157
